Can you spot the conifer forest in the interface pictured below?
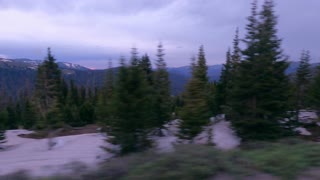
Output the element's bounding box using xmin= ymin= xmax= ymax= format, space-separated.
xmin=1 ymin=1 xmax=320 ymax=179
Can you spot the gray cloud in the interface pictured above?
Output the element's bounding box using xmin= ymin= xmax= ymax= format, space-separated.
xmin=0 ymin=0 xmax=319 ymax=68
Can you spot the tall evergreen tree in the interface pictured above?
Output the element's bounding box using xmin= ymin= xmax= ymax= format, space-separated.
xmin=195 ymin=45 xmax=209 ymax=83
xmin=215 ymin=49 xmax=232 ymax=113
xmin=105 ymin=61 xmax=114 ymax=99
xmin=34 ymin=48 xmax=63 ymax=129
xmin=0 ymin=110 xmax=7 ymax=144
xmin=295 ymin=50 xmax=311 ymax=109
xmin=231 ymin=28 xmax=241 ymax=68
xmin=215 ymin=29 xmax=242 ymax=115
xmin=153 ymin=43 xmax=172 ymax=132
xmin=0 ymin=127 xmax=5 ymax=144
xmin=107 ymin=50 xmax=153 ymax=154
xmin=180 ymin=45 xmax=210 ymax=139
xmin=6 ymin=105 xmax=19 ymax=129
xmin=22 ymin=100 xmax=37 ymax=129
xmin=229 ymin=0 xmax=290 ymax=140
xmin=309 ymin=66 xmax=320 ymax=111
xmin=97 ymin=60 xmax=114 ymax=125
xmin=139 ymin=54 xmax=153 ymax=86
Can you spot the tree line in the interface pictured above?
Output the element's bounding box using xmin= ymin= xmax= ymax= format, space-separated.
xmin=1 ymin=0 xmax=320 ymax=154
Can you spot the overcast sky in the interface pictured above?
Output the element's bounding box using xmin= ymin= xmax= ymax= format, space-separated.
xmin=0 ymin=0 xmax=319 ymax=69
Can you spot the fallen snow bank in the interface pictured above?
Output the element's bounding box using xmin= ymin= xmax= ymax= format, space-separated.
xmin=152 ymin=119 xmax=240 ymax=152
xmin=213 ymin=120 xmax=240 ymax=150
xmin=298 ymin=110 xmax=319 ymax=124
xmin=294 ymin=127 xmax=312 ymax=136
xmin=0 ymin=130 xmax=113 ymax=176
xmin=1 ymin=119 xmax=242 ymax=176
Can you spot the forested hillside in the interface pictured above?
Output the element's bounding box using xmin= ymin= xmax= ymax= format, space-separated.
xmin=1 ymin=58 xmax=318 ymax=100
xmin=1 ymin=0 xmax=320 ymax=179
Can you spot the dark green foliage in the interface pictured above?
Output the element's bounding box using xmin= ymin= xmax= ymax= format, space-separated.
xmin=180 ymin=46 xmax=211 ymax=139
xmin=0 ymin=110 xmax=7 ymax=143
xmin=153 ymin=43 xmax=172 ymax=131
xmin=96 ymin=61 xmax=114 ymax=126
xmin=22 ymin=100 xmax=37 ymax=129
xmin=79 ymin=101 xmax=95 ymax=125
xmin=34 ymin=48 xmax=63 ymax=129
xmin=46 ymin=99 xmax=64 ymax=129
xmin=309 ymin=66 xmax=320 ymax=111
xmin=172 ymin=95 xmax=184 ymax=118
xmin=179 ymin=77 xmax=210 ymax=138
xmin=215 ymin=29 xmax=242 ymax=115
xmin=0 ymin=129 xmax=5 ymax=144
xmin=139 ymin=54 xmax=153 ymax=86
xmin=295 ymin=50 xmax=312 ymax=109
xmin=6 ymin=105 xmax=20 ymax=129
xmin=231 ymin=28 xmax=241 ymax=67
xmin=107 ymin=50 xmax=153 ymax=154
xmin=195 ymin=45 xmax=209 ymax=83
xmin=229 ymin=0 xmax=291 ymax=140
xmin=62 ymin=80 xmax=81 ymax=127
xmin=58 ymin=79 xmax=97 ymax=127
xmin=215 ymin=49 xmax=232 ymax=114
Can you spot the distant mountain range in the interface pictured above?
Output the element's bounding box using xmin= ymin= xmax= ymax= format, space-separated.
xmin=0 ymin=58 xmax=319 ymax=99
xmin=0 ymin=58 xmax=90 ymax=71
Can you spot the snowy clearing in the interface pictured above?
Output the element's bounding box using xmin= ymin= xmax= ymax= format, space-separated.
xmin=0 ymin=130 xmax=113 ymax=176
xmin=0 ymin=119 xmax=241 ymax=176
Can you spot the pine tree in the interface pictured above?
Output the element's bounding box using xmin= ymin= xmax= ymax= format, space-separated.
xmin=180 ymin=45 xmax=210 ymax=139
xmin=0 ymin=126 xmax=5 ymax=144
xmin=62 ymin=80 xmax=81 ymax=126
xmin=139 ymin=54 xmax=153 ymax=85
xmin=309 ymin=66 xmax=320 ymax=111
xmin=229 ymin=0 xmax=290 ymax=140
xmin=215 ymin=49 xmax=232 ymax=113
xmin=295 ymin=50 xmax=311 ymax=109
xmin=105 ymin=61 xmax=114 ymax=100
xmin=153 ymin=43 xmax=172 ymax=133
xmin=34 ymin=48 xmax=63 ymax=129
xmin=107 ymin=50 xmax=153 ymax=154
xmin=231 ymin=28 xmax=241 ymax=68
xmin=96 ymin=60 xmax=114 ymax=125
xmin=22 ymin=100 xmax=37 ymax=129
xmin=6 ymin=105 xmax=19 ymax=129
xmin=0 ymin=110 xmax=7 ymax=144
xmin=79 ymin=101 xmax=95 ymax=125
xmin=215 ymin=29 xmax=242 ymax=115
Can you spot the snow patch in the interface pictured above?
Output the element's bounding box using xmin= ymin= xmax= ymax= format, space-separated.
xmin=298 ymin=110 xmax=318 ymax=124
xmin=212 ymin=120 xmax=240 ymax=150
xmin=152 ymin=118 xmax=241 ymax=152
xmin=294 ymin=127 xmax=312 ymax=136
xmin=0 ymin=130 xmax=113 ymax=176
xmin=0 ymin=58 xmax=12 ymax=62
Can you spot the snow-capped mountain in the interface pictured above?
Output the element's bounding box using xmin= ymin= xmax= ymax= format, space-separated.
xmin=57 ymin=62 xmax=90 ymax=71
xmin=0 ymin=58 xmax=89 ymax=71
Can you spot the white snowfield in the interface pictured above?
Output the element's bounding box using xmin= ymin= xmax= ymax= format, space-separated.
xmin=152 ymin=119 xmax=240 ymax=152
xmin=0 ymin=119 xmax=241 ymax=177
xmin=0 ymin=130 xmax=113 ymax=176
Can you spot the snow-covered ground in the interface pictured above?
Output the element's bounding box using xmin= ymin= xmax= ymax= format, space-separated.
xmin=0 ymin=119 xmax=241 ymax=177
xmin=213 ymin=120 xmax=240 ymax=150
xmin=298 ymin=110 xmax=318 ymax=124
xmin=0 ymin=130 xmax=113 ymax=176
xmin=152 ymin=119 xmax=241 ymax=152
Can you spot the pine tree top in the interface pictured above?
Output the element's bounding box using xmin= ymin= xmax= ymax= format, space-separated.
xmin=156 ymin=42 xmax=166 ymax=69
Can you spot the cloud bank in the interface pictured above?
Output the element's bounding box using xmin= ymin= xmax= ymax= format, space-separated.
xmin=0 ymin=0 xmax=319 ymax=68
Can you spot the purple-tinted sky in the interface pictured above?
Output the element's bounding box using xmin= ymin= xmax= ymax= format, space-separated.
xmin=0 ymin=0 xmax=319 ymax=69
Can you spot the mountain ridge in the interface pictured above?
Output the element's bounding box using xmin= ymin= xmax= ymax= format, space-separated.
xmin=0 ymin=58 xmax=319 ymax=99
